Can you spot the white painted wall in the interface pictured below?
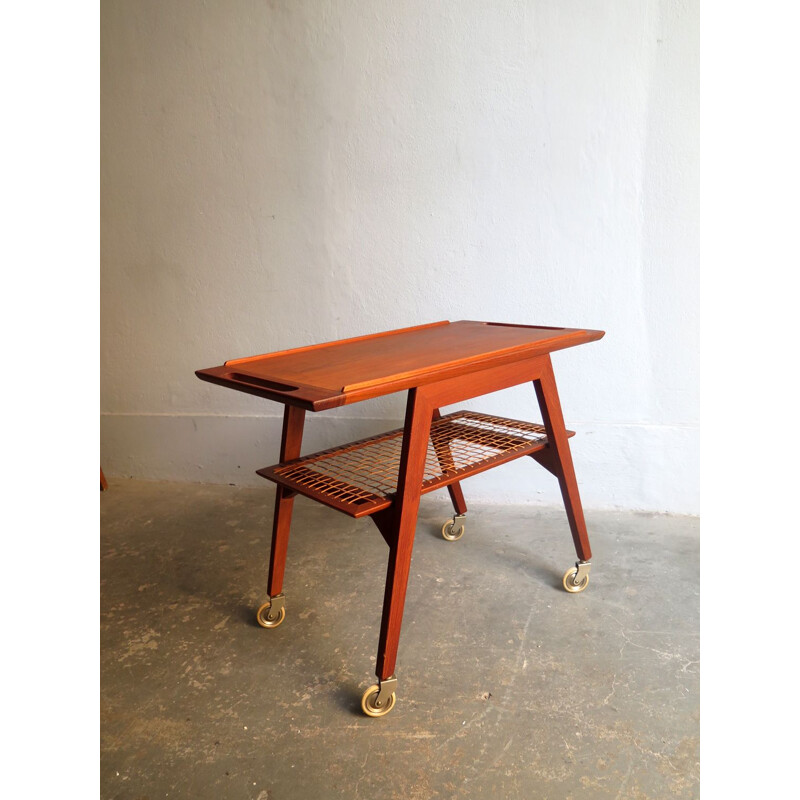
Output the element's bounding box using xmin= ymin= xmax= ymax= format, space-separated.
xmin=101 ymin=0 xmax=699 ymax=513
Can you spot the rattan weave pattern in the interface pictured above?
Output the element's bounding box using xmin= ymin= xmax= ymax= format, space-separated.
xmin=260 ymin=411 xmax=552 ymax=516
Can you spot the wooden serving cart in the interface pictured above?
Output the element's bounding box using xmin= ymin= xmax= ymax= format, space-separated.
xmin=196 ymin=320 xmax=604 ymax=716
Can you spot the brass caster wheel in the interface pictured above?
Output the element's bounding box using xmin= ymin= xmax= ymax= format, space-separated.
xmin=562 ymin=566 xmax=590 ymax=593
xmin=256 ymin=600 xmax=286 ymax=628
xmin=361 ymin=684 xmax=397 ymax=718
xmin=441 ymin=515 xmax=465 ymax=541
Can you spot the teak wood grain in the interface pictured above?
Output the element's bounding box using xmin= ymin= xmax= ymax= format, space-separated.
xmin=196 ymin=320 xmax=604 ymax=411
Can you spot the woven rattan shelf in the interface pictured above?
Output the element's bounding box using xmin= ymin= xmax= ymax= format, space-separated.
xmin=257 ymin=410 xmax=574 ymax=518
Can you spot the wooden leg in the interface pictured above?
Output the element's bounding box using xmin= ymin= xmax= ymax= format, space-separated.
xmin=266 ymin=405 xmax=306 ymax=597
xmin=431 ymin=409 xmax=467 ymax=516
xmin=100 ymin=468 xmax=108 ymax=491
xmin=533 ymin=358 xmax=592 ymax=562
xmin=376 ymin=389 xmax=434 ymax=681
xmin=445 ymin=483 xmax=468 ymax=517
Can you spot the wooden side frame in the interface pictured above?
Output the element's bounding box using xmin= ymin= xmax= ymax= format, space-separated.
xmin=260 ymin=353 xmax=592 ymax=686
xmin=372 ymin=353 xmax=592 ymax=682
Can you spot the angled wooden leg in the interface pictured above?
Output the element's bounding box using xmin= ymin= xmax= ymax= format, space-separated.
xmin=376 ymin=389 xmax=434 ymax=682
xmin=258 ymin=404 xmax=305 ymax=628
xmin=431 ymin=409 xmax=467 ymax=516
xmin=266 ymin=405 xmax=306 ymax=595
xmin=533 ymin=357 xmax=592 ymax=562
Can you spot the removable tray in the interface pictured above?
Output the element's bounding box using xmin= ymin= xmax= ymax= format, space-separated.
xmin=196 ymin=320 xmax=605 ymax=410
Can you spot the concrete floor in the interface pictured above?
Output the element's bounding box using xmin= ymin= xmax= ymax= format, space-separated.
xmin=101 ymin=480 xmax=699 ymax=800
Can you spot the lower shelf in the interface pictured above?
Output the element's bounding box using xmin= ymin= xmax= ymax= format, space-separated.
xmin=257 ymin=410 xmax=573 ymax=518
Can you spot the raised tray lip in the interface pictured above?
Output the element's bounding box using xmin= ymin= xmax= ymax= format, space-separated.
xmin=196 ymin=320 xmax=605 ymax=411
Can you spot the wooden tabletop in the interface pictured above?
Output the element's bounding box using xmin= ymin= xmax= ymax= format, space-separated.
xmin=196 ymin=320 xmax=604 ymax=411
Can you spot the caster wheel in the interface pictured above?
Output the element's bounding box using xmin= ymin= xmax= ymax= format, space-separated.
xmin=441 ymin=519 xmax=464 ymax=541
xmin=361 ymin=684 xmax=397 ymax=718
xmin=256 ymin=601 xmax=286 ymax=628
xmin=562 ymin=567 xmax=589 ymax=593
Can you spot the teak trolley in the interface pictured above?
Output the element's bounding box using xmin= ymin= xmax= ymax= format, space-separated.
xmin=196 ymin=320 xmax=604 ymax=717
